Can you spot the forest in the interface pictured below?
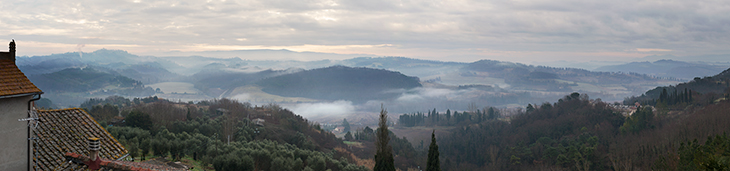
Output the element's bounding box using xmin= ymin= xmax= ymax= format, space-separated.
xmin=77 ymin=68 xmax=730 ymax=171
xmin=394 ymin=69 xmax=730 ymax=170
xmin=84 ymin=97 xmax=368 ymax=171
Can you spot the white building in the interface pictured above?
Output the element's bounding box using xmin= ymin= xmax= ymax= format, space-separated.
xmin=0 ymin=40 xmax=43 ymax=171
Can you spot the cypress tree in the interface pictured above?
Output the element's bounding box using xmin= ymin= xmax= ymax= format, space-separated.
xmin=374 ymin=105 xmax=396 ymax=171
xmin=427 ymin=130 xmax=441 ymax=171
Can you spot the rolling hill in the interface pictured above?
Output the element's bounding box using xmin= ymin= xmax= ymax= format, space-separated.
xmin=256 ymin=65 xmax=422 ymax=103
xmin=595 ymin=59 xmax=730 ymax=80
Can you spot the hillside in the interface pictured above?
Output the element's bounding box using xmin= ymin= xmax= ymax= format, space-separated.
xmin=624 ymin=67 xmax=730 ymax=105
xmin=26 ymin=67 xmax=155 ymax=106
xmin=457 ymin=59 xmax=678 ymax=100
xmin=17 ymin=49 xmax=686 ymax=110
xmin=257 ymin=65 xmax=422 ymax=102
xmin=595 ymin=59 xmax=730 ymax=80
xmin=87 ymin=97 xmax=370 ymax=171
xmin=118 ymin=62 xmax=184 ymax=84
xmin=28 ymin=67 xmax=148 ymax=93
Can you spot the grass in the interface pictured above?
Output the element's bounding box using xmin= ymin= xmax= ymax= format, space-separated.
xmin=181 ymin=156 xmax=213 ymax=171
xmin=344 ymin=141 xmax=363 ymax=147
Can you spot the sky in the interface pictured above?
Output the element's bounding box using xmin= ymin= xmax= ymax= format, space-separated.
xmin=2 ymin=0 xmax=729 ymax=63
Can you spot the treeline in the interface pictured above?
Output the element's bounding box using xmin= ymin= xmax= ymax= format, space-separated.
xmin=348 ymin=126 xmax=418 ymax=170
xmin=80 ymin=96 xmax=167 ymax=126
xmin=397 ymin=107 xmax=499 ymax=127
xmin=624 ymin=68 xmax=730 ymax=107
xmin=88 ymin=97 xmax=367 ymax=171
xmin=108 ymin=125 xmax=367 ymax=171
xmin=435 ymin=93 xmax=624 ymax=170
xmin=434 ymin=89 xmax=730 ymax=170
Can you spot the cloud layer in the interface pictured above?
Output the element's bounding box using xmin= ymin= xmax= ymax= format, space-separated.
xmin=3 ymin=0 xmax=730 ymax=62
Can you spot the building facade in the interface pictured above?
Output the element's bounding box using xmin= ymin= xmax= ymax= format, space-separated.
xmin=0 ymin=40 xmax=43 ymax=171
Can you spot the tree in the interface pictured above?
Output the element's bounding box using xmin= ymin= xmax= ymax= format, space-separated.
xmin=445 ymin=109 xmax=451 ymax=122
xmin=342 ymin=118 xmax=351 ymax=133
xmin=427 ymin=130 xmax=441 ymax=171
xmin=125 ymin=110 xmax=153 ymax=130
xmin=487 ymin=107 xmax=498 ymax=120
xmin=128 ymin=141 xmax=139 ymax=161
xmin=213 ymin=154 xmax=254 ymax=171
xmin=345 ymin=131 xmax=354 ymax=141
xmin=374 ymin=105 xmax=396 ymax=171
xmin=140 ymin=139 xmax=150 ymax=161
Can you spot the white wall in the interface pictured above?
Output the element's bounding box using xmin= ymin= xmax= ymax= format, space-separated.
xmin=0 ymin=95 xmax=32 ymax=171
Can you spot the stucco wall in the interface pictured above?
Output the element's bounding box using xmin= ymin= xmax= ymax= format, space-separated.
xmin=0 ymin=95 xmax=32 ymax=171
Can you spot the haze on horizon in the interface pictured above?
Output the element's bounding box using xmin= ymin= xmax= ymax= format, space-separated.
xmin=2 ymin=0 xmax=730 ymax=64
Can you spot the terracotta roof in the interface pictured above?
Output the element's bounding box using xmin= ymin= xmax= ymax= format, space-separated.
xmin=63 ymin=152 xmax=186 ymax=171
xmin=0 ymin=59 xmax=42 ymax=97
xmin=33 ymin=108 xmax=128 ymax=170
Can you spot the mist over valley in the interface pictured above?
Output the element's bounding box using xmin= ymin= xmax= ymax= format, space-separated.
xmin=20 ymin=49 xmax=693 ymax=123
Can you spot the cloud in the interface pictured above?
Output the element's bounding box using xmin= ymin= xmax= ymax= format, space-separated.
xmin=286 ymin=100 xmax=355 ymax=118
xmin=4 ymin=0 xmax=730 ymax=62
xmin=636 ymin=48 xmax=673 ymax=52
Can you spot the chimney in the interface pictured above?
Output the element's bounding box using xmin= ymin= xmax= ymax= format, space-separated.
xmin=88 ymin=137 xmax=100 ymax=151
xmin=9 ymin=39 xmax=15 ymax=61
xmin=85 ymin=137 xmax=102 ymax=170
xmin=0 ymin=40 xmax=15 ymax=61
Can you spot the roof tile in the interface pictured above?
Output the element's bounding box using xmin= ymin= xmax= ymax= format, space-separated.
xmin=0 ymin=59 xmax=42 ymax=97
xmin=33 ymin=108 xmax=127 ymax=170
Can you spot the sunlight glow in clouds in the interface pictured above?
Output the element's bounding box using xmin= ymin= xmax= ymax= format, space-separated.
xmin=636 ymin=48 xmax=673 ymax=52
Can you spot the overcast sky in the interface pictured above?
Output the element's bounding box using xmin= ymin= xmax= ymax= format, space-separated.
xmin=2 ymin=0 xmax=729 ymax=63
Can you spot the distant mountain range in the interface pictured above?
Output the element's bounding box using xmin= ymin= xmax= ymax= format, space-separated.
xmin=595 ymin=59 xmax=730 ymax=80
xmin=19 ymin=49 xmax=725 ymax=113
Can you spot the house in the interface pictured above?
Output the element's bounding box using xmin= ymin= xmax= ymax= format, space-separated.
xmin=35 ymin=108 xmax=185 ymax=171
xmin=253 ymin=118 xmax=265 ymax=126
xmin=333 ymin=126 xmax=345 ymax=134
xmin=0 ymin=40 xmax=43 ymax=171
xmin=1 ymin=40 xmax=184 ymax=171
xmin=33 ymin=108 xmax=126 ymax=170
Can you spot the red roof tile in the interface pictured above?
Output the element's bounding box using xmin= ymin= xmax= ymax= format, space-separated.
xmin=0 ymin=59 xmax=42 ymax=97
xmin=63 ymin=153 xmax=187 ymax=171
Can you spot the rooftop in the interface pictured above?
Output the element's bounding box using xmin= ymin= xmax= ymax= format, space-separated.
xmin=33 ymin=108 xmax=128 ymax=170
xmin=0 ymin=59 xmax=42 ymax=97
xmin=63 ymin=152 xmax=186 ymax=171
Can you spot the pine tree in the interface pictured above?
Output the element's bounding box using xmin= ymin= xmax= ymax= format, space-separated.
xmin=342 ymin=118 xmax=351 ymax=133
xmin=374 ymin=105 xmax=396 ymax=171
xmin=427 ymin=130 xmax=441 ymax=171
xmin=345 ymin=131 xmax=354 ymax=141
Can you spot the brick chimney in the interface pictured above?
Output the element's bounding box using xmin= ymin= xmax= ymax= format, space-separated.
xmin=0 ymin=40 xmax=15 ymax=61
xmin=9 ymin=40 xmax=15 ymax=60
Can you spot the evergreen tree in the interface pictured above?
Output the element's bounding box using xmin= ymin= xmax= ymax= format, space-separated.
xmin=374 ymin=105 xmax=396 ymax=171
xmin=345 ymin=131 xmax=354 ymax=141
xmin=342 ymin=118 xmax=351 ymax=133
xmin=445 ymin=109 xmax=451 ymax=122
xmin=427 ymin=130 xmax=441 ymax=171
xmin=487 ymin=107 xmax=498 ymax=120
